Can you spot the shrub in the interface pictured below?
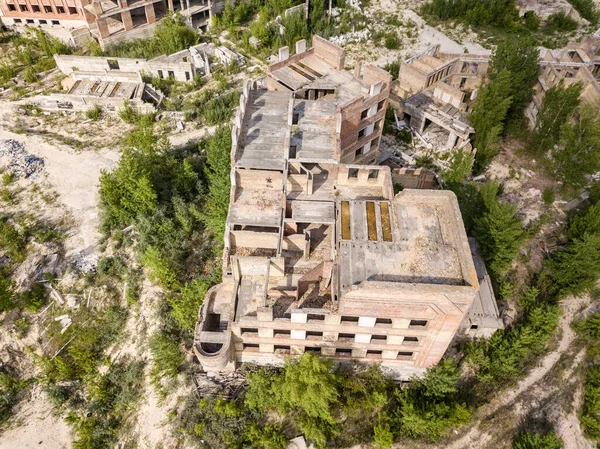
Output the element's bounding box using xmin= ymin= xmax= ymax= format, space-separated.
xmin=85 ymin=104 xmax=102 ymax=121
xmin=384 ymin=33 xmax=400 ymax=49
xmin=523 ymin=10 xmax=540 ymax=30
xmin=383 ymin=60 xmax=400 ymax=80
xmin=546 ymin=11 xmax=578 ymax=31
xmin=512 ymin=430 xmax=563 ymax=449
xmin=149 ymin=332 xmax=184 ymax=379
xmin=542 ymin=188 xmax=555 ymax=205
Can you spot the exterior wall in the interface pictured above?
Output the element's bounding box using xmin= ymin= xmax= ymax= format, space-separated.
xmin=0 ymin=0 xmax=92 ymax=24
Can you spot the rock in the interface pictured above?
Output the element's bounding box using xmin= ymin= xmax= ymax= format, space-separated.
xmin=472 ymin=174 xmax=486 ymax=182
xmin=176 ymin=121 xmax=185 ymax=131
xmin=249 ymin=36 xmax=260 ymax=49
xmin=65 ymin=294 xmax=81 ymax=308
xmin=0 ymin=139 xmax=45 ymax=178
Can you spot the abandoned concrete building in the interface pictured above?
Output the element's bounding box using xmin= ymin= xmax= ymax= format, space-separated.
xmin=390 ymin=45 xmax=490 ymax=153
xmin=27 ymin=42 xmax=243 ymax=111
xmin=527 ymin=35 xmax=600 ymax=125
xmin=193 ymin=36 xmax=498 ymax=379
xmin=0 ymin=0 xmax=223 ymax=47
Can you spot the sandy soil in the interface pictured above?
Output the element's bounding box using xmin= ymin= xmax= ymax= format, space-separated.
xmin=430 ymin=295 xmax=596 ymax=449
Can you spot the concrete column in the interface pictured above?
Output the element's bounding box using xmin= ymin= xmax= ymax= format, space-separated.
xmin=96 ymin=17 xmax=110 ymax=38
xmin=321 ymin=347 xmax=335 ymax=356
xmin=392 ymin=318 xmax=410 ymax=329
xmin=291 ymin=310 xmax=307 ymax=323
xmin=358 ymin=316 xmax=376 ymax=328
xmin=92 ymin=1 xmax=103 ymax=15
xmin=278 ymin=46 xmax=289 ymax=61
xmin=382 ymin=350 xmax=398 ymax=360
xmin=295 ymin=39 xmax=306 ymax=54
xmin=257 ymin=307 xmax=273 ymax=322
xmin=446 ymin=131 xmax=458 ymax=150
xmin=355 ymin=333 xmax=371 ymax=343
xmin=167 ymin=0 xmax=174 ymax=11
xmin=291 ymin=345 xmax=305 ymax=355
xmin=239 ymin=94 xmax=246 ymax=115
xmin=122 ymin=10 xmax=134 ymax=30
xmin=258 ymin=328 xmax=273 ymax=338
xmin=324 ymin=315 xmax=341 ymax=326
xmin=323 ymin=331 xmax=338 ymax=342
xmin=259 ymin=343 xmax=274 ymax=353
xmin=145 ymin=3 xmax=156 ymax=23
xmin=387 ymin=335 xmax=404 ymax=345
xmin=369 ymin=81 xmax=382 ymax=96
xmin=291 ymin=329 xmax=306 ymax=340
xmin=352 ymin=348 xmax=367 ymax=358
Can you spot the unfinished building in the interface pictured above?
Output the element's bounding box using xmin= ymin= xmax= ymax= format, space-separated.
xmin=0 ymin=0 xmax=223 ymax=47
xmin=390 ymin=45 xmax=490 ymax=152
xmin=527 ymin=35 xmax=600 ymax=125
xmin=193 ymin=36 xmax=490 ymax=379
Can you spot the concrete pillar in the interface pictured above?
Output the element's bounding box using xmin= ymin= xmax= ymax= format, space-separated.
xmin=321 ymin=347 xmax=335 ymax=356
xmin=278 ymin=46 xmax=289 ymax=61
xmin=258 ymin=328 xmax=273 ymax=338
xmin=167 ymin=0 xmax=174 ymax=11
xmin=358 ymin=316 xmax=376 ymax=328
xmin=392 ymin=318 xmax=410 ymax=329
xmin=291 ymin=329 xmax=306 ymax=340
xmin=145 ymin=3 xmax=156 ymax=23
xmin=355 ymin=333 xmax=371 ymax=343
xmin=260 ymin=343 xmax=274 ymax=353
xmin=387 ymin=335 xmax=404 ymax=345
xmin=291 ymin=310 xmax=307 ymax=323
xmin=369 ymin=81 xmax=382 ymax=96
xmin=257 ymin=307 xmax=273 ymax=322
xmin=352 ymin=348 xmax=367 ymax=358
xmin=323 ymin=331 xmax=338 ymax=342
xmin=122 ymin=10 xmax=134 ymax=31
xmin=446 ymin=131 xmax=458 ymax=150
xmin=295 ymin=39 xmax=306 ymax=54
xmin=96 ymin=18 xmax=110 ymax=38
xmin=382 ymin=350 xmax=398 ymax=360
xmin=324 ymin=315 xmax=341 ymax=326
xmin=353 ymin=57 xmax=361 ymax=79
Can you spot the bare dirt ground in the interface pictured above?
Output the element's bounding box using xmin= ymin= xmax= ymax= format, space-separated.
xmin=429 ymin=295 xmax=596 ymax=449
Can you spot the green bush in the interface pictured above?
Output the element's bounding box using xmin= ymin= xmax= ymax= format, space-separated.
xmin=542 ymin=188 xmax=555 ymax=205
xmin=383 ymin=60 xmax=400 ymax=80
xmin=421 ymin=0 xmax=519 ymax=28
xmin=149 ymin=332 xmax=184 ymax=379
xmin=383 ymin=33 xmax=400 ymax=49
xmin=567 ymin=0 xmax=599 ymax=24
xmin=523 ymin=10 xmax=541 ymax=30
xmin=546 ymin=11 xmax=578 ymax=31
xmin=512 ymin=430 xmax=562 ymax=449
xmin=86 ymin=104 xmax=102 ymax=121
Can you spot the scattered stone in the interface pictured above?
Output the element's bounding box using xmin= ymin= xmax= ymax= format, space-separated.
xmin=71 ymin=251 xmax=98 ymax=273
xmin=176 ymin=121 xmax=185 ymax=131
xmin=0 ymin=139 xmax=45 ymax=178
xmin=65 ymin=294 xmax=81 ymax=309
xmin=472 ymin=174 xmax=486 ymax=182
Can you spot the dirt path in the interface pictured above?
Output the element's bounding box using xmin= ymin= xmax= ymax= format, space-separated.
xmin=433 ymin=296 xmax=595 ymax=449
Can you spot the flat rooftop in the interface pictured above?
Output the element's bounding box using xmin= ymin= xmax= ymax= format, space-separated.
xmin=237 ymin=90 xmax=291 ymax=170
xmin=270 ymin=52 xmax=370 ymax=105
xmin=292 ymin=99 xmax=337 ymax=162
xmin=338 ymin=190 xmax=472 ymax=289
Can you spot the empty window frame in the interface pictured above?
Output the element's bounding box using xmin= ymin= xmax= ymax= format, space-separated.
xmin=7 ymin=3 xmax=16 ymax=10
xmin=51 ymin=19 xmax=59 ymax=24
xmin=348 ymin=168 xmax=359 ymax=179
xmin=409 ymin=320 xmax=428 ymax=328
xmin=274 ymin=329 xmax=291 ymax=337
xmin=26 ymin=18 xmax=34 ymax=23
xmin=306 ymin=331 xmax=323 ymax=338
xmin=305 ymin=346 xmax=321 ymax=354
xmin=32 ymin=4 xmax=40 ymax=12
xmin=368 ymin=169 xmax=379 ymax=179
xmin=274 ymin=345 xmax=291 ymax=353
xmin=185 ymin=71 xmax=190 ymax=81
xmin=292 ymin=113 xmax=299 ymax=124
xmin=377 ymin=99 xmax=385 ymax=111
xmin=43 ymin=4 xmax=52 ymax=12
xmin=168 ymin=70 xmax=175 ymax=78
xmin=107 ymin=59 xmax=119 ymax=70
xmin=358 ymin=128 xmax=366 ymax=138
xmin=56 ymin=5 xmax=65 ymax=13
xmin=355 ymin=147 xmax=364 ymax=159
xmin=68 ymin=6 xmax=76 ymax=13
xmin=403 ymin=336 xmax=419 ymax=344
xmin=39 ymin=19 xmax=47 ymax=24
xmin=19 ymin=4 xmax=28 ymax=11
xmin=371 ymin=334 xmax=387 ymax=342
xmin=338 ymin=333 xmax=355 ymax=340
xmin=360 ymin=108 xmax=369 ymax=120
xmin=14 ymin=18 xmax=22 ymax=22
xmin=243 ymin=343 xmax=259 ymax=350
xmin=376 ymin=318 xmax=392 ymax=325
xmin=335 ymin=348 xmax=352 ymax=357
xmin=397 ymin=351 xmax=414 ymax=360
xmin=307 ymin=314 xmax=324 ymax=321
xmin=341 ymin=316 xmax=359 ymax=324
xmin=240 ymin=327 xmax=258 ymax=335
xmin=157 ymin=69 xmax=164 ymax=79
xmin=366 ymin=350 xmax=383 ymax=359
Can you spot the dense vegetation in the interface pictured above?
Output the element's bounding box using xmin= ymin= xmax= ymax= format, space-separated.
xmin=101 ymin=13 xmax=199 ymax=59
xmin=470 ymin=37 xmax=539 ymax=171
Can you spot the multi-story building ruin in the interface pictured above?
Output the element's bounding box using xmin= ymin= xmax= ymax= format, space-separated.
xmin=0 ymin=0 xmax=222 ymax=47
xmin=193 ymin=36 xmax=486 ymax=379
xmin=390 ymin=45 xmax=490 ymax=153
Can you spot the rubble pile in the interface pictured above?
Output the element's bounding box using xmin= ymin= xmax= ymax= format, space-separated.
xmin=0 ymin=139 xmax=44 ymax=178
xmin=71 ymin=252 xmax=98 ymax=273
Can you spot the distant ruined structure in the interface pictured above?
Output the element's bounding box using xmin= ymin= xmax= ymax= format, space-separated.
xmin=193 ymin=36 xmax=500 ymax=379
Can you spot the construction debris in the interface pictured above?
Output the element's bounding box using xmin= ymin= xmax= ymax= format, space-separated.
xmin=0 ymin=139 xmax=44 ymax=178
xmin=71 ymin=252 xmax=98 ymax=273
